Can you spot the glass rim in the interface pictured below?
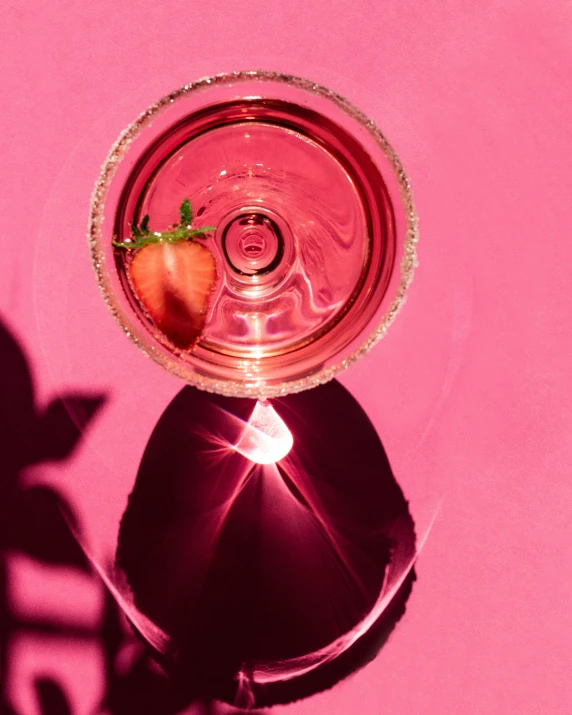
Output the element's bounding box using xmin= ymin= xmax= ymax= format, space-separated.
xmin=89 ymin=70 xmax=419 ymax=398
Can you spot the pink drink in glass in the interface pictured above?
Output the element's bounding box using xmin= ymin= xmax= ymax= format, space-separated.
xmin=90 ymin=73 xmax=417 ymax=397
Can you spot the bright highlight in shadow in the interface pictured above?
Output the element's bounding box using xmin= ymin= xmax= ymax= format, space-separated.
xmin=232 ymin=400 xmax=293 ymax=464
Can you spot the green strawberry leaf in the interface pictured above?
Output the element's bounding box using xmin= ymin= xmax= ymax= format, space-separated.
xmin=113 ymin=199 xmax=215 ymax=250
xmin=130 ymin=222 xmax=142 ymax=239
xmin=180 ymin=198 xmax=193 ymax=226
xmin=140 ymin=214 xmax=150 ymax=234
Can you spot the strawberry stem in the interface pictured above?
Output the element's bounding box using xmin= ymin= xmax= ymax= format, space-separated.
xmin=113 ymin=199 xmax=214 ymax=250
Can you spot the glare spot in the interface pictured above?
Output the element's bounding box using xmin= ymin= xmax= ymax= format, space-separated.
xmin=233 ymin=401 xmax=293 ymax=464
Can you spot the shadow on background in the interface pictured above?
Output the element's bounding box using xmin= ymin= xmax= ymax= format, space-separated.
xmin=117 ymin=381 xmax=416 ymax=708
xmin=0 ymin=315 xmax=415 ymax=713
xmin=0 ymin=319 xmax=103 ymax=715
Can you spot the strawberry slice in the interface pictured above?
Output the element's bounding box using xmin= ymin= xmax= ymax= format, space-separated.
xmin=113 ymin=199 xmax=217 ymax=350
xmin=128 ymin=240 xmax=216 ymax=350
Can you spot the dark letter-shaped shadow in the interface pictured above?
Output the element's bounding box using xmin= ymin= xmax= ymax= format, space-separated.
xmin=0 ymin=318 xmax=105 ymax=713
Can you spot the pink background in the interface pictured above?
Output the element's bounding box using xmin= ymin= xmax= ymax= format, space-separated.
xmin=2 ymin=1 xmax=572 ymax=713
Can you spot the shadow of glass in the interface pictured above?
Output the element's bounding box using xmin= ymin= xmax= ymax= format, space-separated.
xmin=116 ymin=380 xmax=416 ymax=707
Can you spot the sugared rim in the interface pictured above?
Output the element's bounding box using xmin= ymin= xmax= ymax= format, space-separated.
xmin=89 ymin=70 xmax=419 ymax=398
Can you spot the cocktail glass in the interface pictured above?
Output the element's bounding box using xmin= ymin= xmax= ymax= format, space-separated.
xmin=88 ymin=71 xmax=421 ymax=708
xmin=89 ymin=71 xmax=418 ymax=398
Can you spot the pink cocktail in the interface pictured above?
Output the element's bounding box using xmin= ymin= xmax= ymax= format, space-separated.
xmin=90 ymin=72 xmax=417 ymax=397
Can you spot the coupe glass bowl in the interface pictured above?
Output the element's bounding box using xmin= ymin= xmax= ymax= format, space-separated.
xmin=89 ymin=71 xmax=418 ymax=398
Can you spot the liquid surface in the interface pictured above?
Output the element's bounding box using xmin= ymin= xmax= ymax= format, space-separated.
xmin=115 ymin=100 xmax=393 ymax=364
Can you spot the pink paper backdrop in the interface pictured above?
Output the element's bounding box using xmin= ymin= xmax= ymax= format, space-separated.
xmin=2 ymin=1 xmax=572 ymax=713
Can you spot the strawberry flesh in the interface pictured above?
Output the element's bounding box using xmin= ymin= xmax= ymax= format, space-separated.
xmin=128 ymin=240 xmax=216 ymax=350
